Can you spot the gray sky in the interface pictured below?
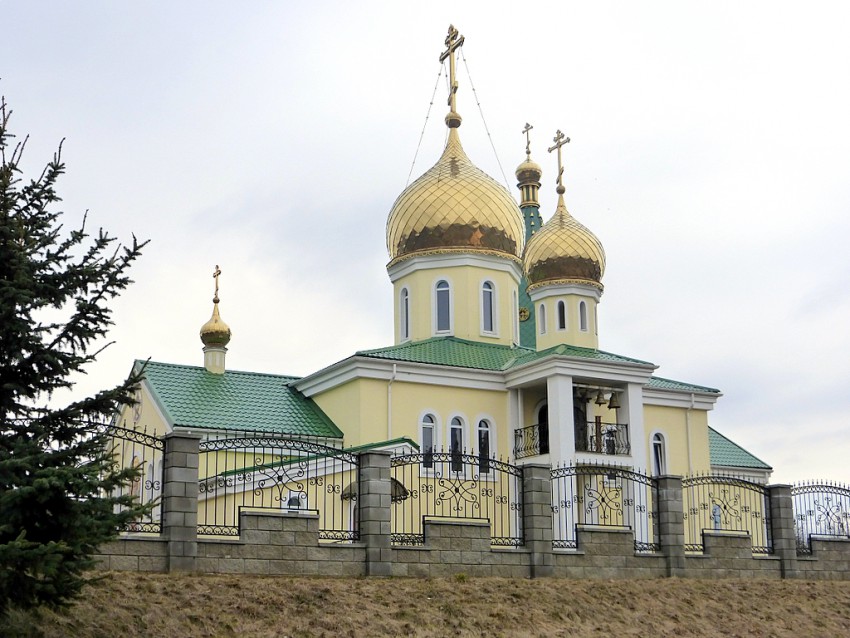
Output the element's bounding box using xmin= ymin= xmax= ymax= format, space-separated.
xmin=4 ymin=1 xmax=849 ymax=483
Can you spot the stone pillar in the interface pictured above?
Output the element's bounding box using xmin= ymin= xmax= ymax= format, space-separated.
xmin=547 ymin=374 xmax=575 ymax=464
xmin=656 ymin=475 xmax=686 ymax=577
xmin=359 ymin=451 xmax=392 ymax=576
xmin=768 ymin=484 xmax=798 ymax=579
xmin=522 ymin=463 xmax=554 ymax=578
xmin=162 ymin=432 xmax=202 ymax=572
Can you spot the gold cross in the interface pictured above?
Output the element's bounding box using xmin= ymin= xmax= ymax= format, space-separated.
xmin=212 ymin=264 xmax=221 ymax=300
xmin=548 ymin=130 xmax=571 ymax=192
xmin=439 ymin=25 xmax=465 ymax=112
xmin=522 ymin=123 xmax=533 ymax=158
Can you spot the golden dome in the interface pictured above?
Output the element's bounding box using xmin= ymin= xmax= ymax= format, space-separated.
xmin=200 ymin=297 xmax=231 ymax=347
xmin=523 ymin=194 xmax=605 ymax=291
xmin=386 ymin=128 xmax=524 ymax=265
xmin=515 ymin=157 xmax=542 ymax=185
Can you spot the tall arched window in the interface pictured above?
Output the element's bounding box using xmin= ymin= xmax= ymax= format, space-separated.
xmin=652 ymin=433 xmax=666 ymax=476
xmin=435 ymin=280 xmax=451 ymax=333
xmin=481 ymin=281 xmax=495 ymax=334
xmin=579 ymin=300 xmax=588 ymax=332
xmin=400 ymin=287 xmax=410 ymax=341
xmin=512 ymin=290 xmax=519 ymax=343
xmin=421 ymin=414 xmax=437 ymax=469
xmin=449 ymin=416 xmax=464 ymax=472
xmin=539 ymin=303 xmax=547 ymax=335
xmin=477 ymin=420 xmax=492 ymax=473
xmin=557 ymin=300 xmax=566 ymax=331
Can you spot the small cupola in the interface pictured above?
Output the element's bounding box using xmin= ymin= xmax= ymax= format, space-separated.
xmin=200 ymin=264 xmax=231 ymax=374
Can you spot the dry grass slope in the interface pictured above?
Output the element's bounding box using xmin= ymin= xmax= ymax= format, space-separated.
xmin=8 ymin=572 xmax=850 ymax=638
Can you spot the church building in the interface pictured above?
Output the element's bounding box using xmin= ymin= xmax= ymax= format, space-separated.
xmin=119 ymin=26 xmax=771 ymax=485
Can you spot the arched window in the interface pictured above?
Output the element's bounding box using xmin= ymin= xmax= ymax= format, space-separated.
xmin=421 ymin=414 xmax=437 ymax=469
xmin=400 ymin=287 xmax=410 ymax=341
xmin=511 ymin=290 xmax=519 ymax=343
xmin=435 ymin=280 xmax=451 ymax=333
xmin=539 ymin=303 xmax=547 ymax=335
xmin=579 ymin=300 xmax=588 ymax=332
xmin=557 ymin=300 xmax=566 ymax=331
xmin=481 ymin=281 xmax=495 ymax=334
xmin=477 ymin=420 xmax=492 ymax=473
xmin=652 ymin=433 xmax=666 ymax=476
xmin=449 ymin=416 xmax=464 ymax=473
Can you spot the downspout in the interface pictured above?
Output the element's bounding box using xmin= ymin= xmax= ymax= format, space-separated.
xmin=387 ymin=363 xmax=397 ymax=441
xmin=686 ymin=393 xmax=694 ymax=474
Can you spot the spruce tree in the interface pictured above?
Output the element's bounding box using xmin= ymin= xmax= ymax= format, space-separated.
xmin=0 ymin=96 xmax=149 ymax=611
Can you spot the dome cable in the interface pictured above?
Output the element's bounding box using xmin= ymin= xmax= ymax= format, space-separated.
xmin=406 ymin=64 xmax=445 ymax=187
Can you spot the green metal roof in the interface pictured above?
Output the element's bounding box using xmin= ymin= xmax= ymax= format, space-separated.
xmin=708 ymin=427 xmax=772 ymax=470
xmin=356 ymin=337 xmax=653 ymax=371
xmin=137 ymin=360 xmax=343 ymax=438
xmin=647 ymin=375 xmax=721 ymax=394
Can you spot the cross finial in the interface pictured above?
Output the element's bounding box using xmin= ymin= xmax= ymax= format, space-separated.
xmin=212 ymin=264 xmax=222 ymax=303
xmin=522 ymin=123 xmax=534 ymax=159
xmin=439 ymin=25 xmax=465 ymax=127
xmin=547 ymin=129 xmax=571 ymax=194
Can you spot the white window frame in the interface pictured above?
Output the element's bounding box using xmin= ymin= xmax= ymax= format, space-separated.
xmin=399 ymin=287 xmax=411 ymax=342
xmin=433 ymin=278 xmax=453 ymax=335
xmin=448 ymin=414 xmax=467 ymax=475
xmin=480 ymin=279 xmax=497 ymax=336
xmin=539 ymin=302 xmax=547 ymax=335
xmin=557 ymin=300 xmax=567 ymax=331
xmin=579 ymin=300 xmax=588 ymax=332
xmin=651 ymin=431 xmax=667 ymax=476
xmin=420 ymin=412 xmax=440 ymax=472
xmin=475 ymin=416 xmax=497 ymax=477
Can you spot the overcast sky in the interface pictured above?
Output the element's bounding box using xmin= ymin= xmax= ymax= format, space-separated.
xmin=4 ymin=1 xmax=849 ymax=483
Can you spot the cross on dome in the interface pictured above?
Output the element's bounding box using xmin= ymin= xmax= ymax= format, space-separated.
xmin=522 ymin=122 xmax=534 ymax=159
xmin=439 ymin=25 xmax=465 ymax=128
xmin=548 ymin=130 xmax=570 ymax=195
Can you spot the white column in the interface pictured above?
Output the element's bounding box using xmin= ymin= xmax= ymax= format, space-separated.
xmin=546 ymin=374 xmax=575 ymax=465
xmin=623 ymin=382 xmax=647 ymax=471
xmin=508 ymin=389 xmax=521 ymax=458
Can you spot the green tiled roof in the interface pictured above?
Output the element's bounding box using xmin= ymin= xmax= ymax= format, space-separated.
xmin=708 ymin=427 xmax=771 ymax=470
xmin=647 ymin=376 xmax=721 ymax=394
xmin=137 ymin=360 xmax=343 ymax=438
xmin=356 ymin=337 xmax=653 ymax=371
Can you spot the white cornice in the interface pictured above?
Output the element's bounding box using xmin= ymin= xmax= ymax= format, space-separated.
xmin=528 ymin=283 xmax=602 ymax=303
xmin=387 ymin=252 xmax=522 ymax=283
xmin=642 ymin=387 xmax=720 ymax=410
xmin=505 ymin=355 xmax=656 ymax=388
xmin=294 ymin=356 xmax=507 ymax=396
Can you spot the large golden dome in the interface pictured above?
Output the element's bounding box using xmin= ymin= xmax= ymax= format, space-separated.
xmin=386 ymin=128 xmax=524 ymax=265
xmin=523 ymin=194 xmax=605 ymax=291
xmin=200 ymin=298 xmax=231 ymax=347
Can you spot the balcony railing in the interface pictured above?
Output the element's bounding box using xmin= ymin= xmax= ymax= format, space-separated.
xmin=514 ymin=423 xmax=549 ymax=459
xmin=576 ymin=421 xmax=630 ymax=456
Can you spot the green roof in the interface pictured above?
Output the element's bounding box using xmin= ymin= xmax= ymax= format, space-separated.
xmin=356 ymin=337 xmax=653 ymax=371
xmin=708 ymin=427 xmax=772 ymax=470
xmin=138 ymin=360 xmax=343 ymax=439
xmin=647 ymin=376 xmax=720 ymax=394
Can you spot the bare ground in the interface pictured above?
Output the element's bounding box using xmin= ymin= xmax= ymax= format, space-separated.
xmin=7 ymin=572 xmax=850 ymax=638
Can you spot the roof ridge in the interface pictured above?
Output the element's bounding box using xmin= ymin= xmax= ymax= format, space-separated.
xmin=139 ymin=359 xmax=300 ymax=381
xmin=649 ymin=374 xmax=721 ymax=393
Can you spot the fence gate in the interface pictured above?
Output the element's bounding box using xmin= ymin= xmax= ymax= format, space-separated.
xmin=390 ymin=450 xmax=524 ymax=547
xmin=550 ymin=464 xmax=660 ymax=552
xmin=682 ymin=474 xmax=772 ymax=554
xmin=107 ymin=424 xmax=164 ymax=534
xmin=792 ymin=481 xmax=850 ymax=555
xmin=197 ymin=433 xmax=359 ymax=542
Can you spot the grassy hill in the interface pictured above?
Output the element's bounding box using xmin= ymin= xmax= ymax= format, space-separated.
xmin=9 ymin=572 xmax=850 ymax=637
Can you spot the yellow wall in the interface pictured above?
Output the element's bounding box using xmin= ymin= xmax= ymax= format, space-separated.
xmin=392 ymin=264 xmax=518 ymax=346
xmin=533 ymin=293 xmax=599 ymax=350
xmin=643 ymin=405 xmax=712 ymax=475
xmin=116 ymin=382 xmax=170 ymax=437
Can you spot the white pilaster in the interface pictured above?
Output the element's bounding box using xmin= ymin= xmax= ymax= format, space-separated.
xmin=624 ymin=382 xmax=647 ymax=471
xmin=546 ymin=374 xmax=575 ymax=465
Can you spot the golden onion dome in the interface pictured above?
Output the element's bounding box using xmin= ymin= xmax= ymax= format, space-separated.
xmin=515 ymin=157 xmax=542 ymax=185
xmin=200 ymin=297 xmax=232 ymax=347
xmin=386 ymin=128 xmax=525 ymax=265
xmin=523 ymin=194 xmax=606 ymax=291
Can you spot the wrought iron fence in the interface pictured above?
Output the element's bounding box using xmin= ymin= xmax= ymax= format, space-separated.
xmin=575 ymin=421 xmax=631 ymax=456
xmin=106 ymin=424 xmax=164 ymax=534
xmin=197 ymin=433 xmax=359 ymax=542
xmin=550 ymin=463 xmax=660 ymax=552
xmin=792 ymin=481 xmax=850 ymax=556
xmin=682 ymin=474 xmax=772 ymax=555
xmin=513 ymin=423 xmax=549 ymax=459
xmin=390 ymin=450 xmax=524 ymax=547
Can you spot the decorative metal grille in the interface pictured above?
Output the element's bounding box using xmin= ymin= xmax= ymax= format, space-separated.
xmin=197 ymin=433 xmax=359 ymax=542
xmin=682 ymin=474 xmax=772 ymax=555
xmin=550 ymin=463 xmax=659 ymax=552
xmin=106 ymin=424 xmax=165 ymax=534
xmin=792 ymin=481 xmax=850 ymax=556
xmin=575 ymin=421 xmax=631 ymax=456
xmin=390 ymin=450 xmax=524 ymax=547
xmin=513 ymin=423 xmax=549 ymax=459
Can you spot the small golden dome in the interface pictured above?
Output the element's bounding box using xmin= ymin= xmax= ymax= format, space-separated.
xmin=386 ymin=128 xmax=525 ymax=265
xmin=515 ymin=157 xmax=542 ymax=185
xmin=523 ymin=195 xmax=606 ymax=291
xmin=200 ymin=297 xmax=231 ymax=347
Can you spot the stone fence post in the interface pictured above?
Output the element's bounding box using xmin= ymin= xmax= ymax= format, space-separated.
xmin=522 ymin=463 xmax=554 ymax=578
xmin=162 ymin=432 xmax=201 ymax=572
xmin=656 ymin=475 xmax=686 ymax=577
xmin=359 ymin=451 xmax=392 ymax=576
xmin=768 ymin=484 xmax=798 ymax=578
